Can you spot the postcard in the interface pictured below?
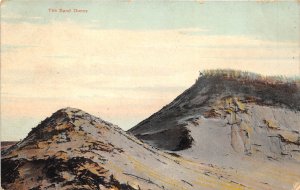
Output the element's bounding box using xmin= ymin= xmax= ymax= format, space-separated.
xmin=1 ymin=1 xmax=299 ymax=189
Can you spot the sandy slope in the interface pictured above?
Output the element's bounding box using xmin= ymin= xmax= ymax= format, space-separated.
xmin=129 ymin=73 xmax=300 ymax=190
xmin=0 ymin=108 xmax=263 ymax=190
xmin=2 ymin=107 xmax=299 ymax=190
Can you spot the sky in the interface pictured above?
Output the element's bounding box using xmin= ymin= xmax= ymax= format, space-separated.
xmin=1 ymin=0 xmax=300 ymax=141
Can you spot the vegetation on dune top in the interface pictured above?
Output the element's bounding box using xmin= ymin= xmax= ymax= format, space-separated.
xmin=197 ymin=69 xmax=299 ymax=85
xmin=193 ymin=69 xmax=300 ymax=111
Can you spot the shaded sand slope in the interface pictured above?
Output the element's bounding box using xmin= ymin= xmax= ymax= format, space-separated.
xmin=129 ymin=70 xmax=300 ymax=189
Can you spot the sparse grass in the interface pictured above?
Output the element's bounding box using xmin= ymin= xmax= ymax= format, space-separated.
xmin=197 ymin=69 xmax=299 ymax=85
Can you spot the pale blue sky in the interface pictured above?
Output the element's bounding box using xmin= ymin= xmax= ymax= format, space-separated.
xmin=2 ymin=1 xmax=299 ymax=42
